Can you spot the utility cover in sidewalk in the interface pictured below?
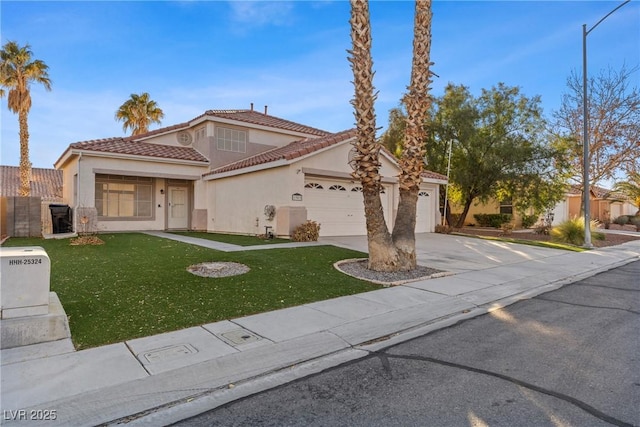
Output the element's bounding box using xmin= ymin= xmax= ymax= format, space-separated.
xmin=143 ymin=344 xmax=197 ymax=363
xmin=219 ymin=329 xmax=262 ymax=347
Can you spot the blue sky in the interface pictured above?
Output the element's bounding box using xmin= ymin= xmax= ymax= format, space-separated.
xmin=1 ymin=1 xmax=638 ymax=169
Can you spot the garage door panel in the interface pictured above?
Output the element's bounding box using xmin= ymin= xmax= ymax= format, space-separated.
xmin=305 ymin=179 xmax=391 ymax=237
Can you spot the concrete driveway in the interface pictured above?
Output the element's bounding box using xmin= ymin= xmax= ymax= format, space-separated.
xmin=320 ymin=233 xmax=565 ymax=274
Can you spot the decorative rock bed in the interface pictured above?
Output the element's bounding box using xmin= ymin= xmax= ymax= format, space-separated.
xmin=335 ymin=258 xmax=450 ymax=286
xmin=186 ymin=262 xmax=250 ymax=278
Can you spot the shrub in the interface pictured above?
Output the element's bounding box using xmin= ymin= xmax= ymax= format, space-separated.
xmin=534 ymin=223 xmax=552 ymax=235
xmin=473 ymin=213 xmax=512 ymax=228
xmin=500 ymin=223 xmax=514 ymax=236
xmin=629 ymin=216 xmax=640 ymax=231
xmin=292 ymin=220 xmax=321 ymax=242
xmin=520 ymin=214 xmax=538 ymax=229
xmin=435 ymin=224 xmax=452 ymax=234
xmin=613 ymin=215 xmax=629 ymax=225
xmin=550 ymin=217 xmax=604 ymax=246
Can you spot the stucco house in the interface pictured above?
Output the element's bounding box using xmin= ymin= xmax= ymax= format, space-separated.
xmin=0 ymin=166 xmax=64 ymax=236
xmin=53 ymin=108 xmax=446 ymax=237
xmin=550 ymin=185 xmax=637 ymax=225
xmin=452 ymin=184 xmax=636 ymax=228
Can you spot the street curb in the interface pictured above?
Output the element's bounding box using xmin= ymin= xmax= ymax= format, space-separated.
xmin=112 ymin=255 xmax=639 ymax=426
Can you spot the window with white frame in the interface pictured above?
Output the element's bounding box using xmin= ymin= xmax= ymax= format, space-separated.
xmin=95 ymin=175 xmax=153 ymax=218
xmin=216 ymin=126 xmax=247 ymax=153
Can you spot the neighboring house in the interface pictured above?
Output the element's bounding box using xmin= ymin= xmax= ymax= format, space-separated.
xmin=450 ymin=196 xmax=526 ymax=227
xmin=53 ymin=108 xmax=446 ymax=237
xmin=0 ymin=166 xmax=63 ymax=202
xmin=551 ymin=185 xmax=637 ymax=225
xmin=0 ymin=166 xmax=64 ymax=235
xmin=453 ymin=184 xmax=636 ymax=228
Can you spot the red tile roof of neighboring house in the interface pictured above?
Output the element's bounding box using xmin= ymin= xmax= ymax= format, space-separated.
xmin=0 ymin=166 xmax=63 ymax=201
xmin=69 ymin=137 xmax=209 ymax=163
xmin=205 ymin=129 xmax=357 ymax=176
xmin=567 ymin=184 xmax=626 ymax=200
xmin=421 ymin=170 xmax=448 ymax=181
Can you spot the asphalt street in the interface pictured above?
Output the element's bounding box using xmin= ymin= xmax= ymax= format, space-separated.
xmin=173 ymin=260 xmax=640 ymax=427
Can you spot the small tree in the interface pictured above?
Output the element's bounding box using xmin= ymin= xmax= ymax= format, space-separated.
xmin=0 ymin=41 xmax=52 ymax=196
xmin=553 ymin=65 xmax=640 ymax=186
xmin=115 ymin=92 xmax=164 ymax=136
xmin=381 ymin=83 xmax=570 ymax=228
xmin=613 ymin=172 xmax=640 ymax=214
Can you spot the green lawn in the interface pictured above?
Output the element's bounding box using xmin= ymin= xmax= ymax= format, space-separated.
xmin=169 ymin=231 xmax=291 ymax=246
xmin=2 ymin=233 xmax=377 ymax=349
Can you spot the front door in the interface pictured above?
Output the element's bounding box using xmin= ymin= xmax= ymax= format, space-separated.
xmin=167 ymin=186 xmax=188 ymax=229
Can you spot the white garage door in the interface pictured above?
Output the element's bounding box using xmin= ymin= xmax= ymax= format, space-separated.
xmin=415 ymin=189 xmax=433 ymax=233
xmin=304 ymin=179 xmax=392 ymax=236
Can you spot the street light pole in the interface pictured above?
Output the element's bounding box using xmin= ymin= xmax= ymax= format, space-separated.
xmin=442 ymin=138 xmax=453 ymax=226
xmin=581 ymin=0 xmax=630 ymax=249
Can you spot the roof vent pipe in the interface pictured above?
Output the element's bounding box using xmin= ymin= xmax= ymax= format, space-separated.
xmin=264 ymin=105 xmax=268 ymax=115
xmin=250 ymin=102 xmax=254 ymax=111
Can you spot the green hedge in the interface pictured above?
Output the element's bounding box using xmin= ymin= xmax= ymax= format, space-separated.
xmin=521 ymin=214 xmax=538 ymax=229
xmin=613 ymin=215 xmax=629 ymax=225
xmin=473 ymin=213 xmax=512 ymax=228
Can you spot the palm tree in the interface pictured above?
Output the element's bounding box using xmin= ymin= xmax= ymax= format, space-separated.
xmin=349 ymin=0 xmax=397 ymax=271
xmin=614 ymin=172 xmax=640 ymax=214
xmin=393 ymin=0 xmax=434 ymax=269
xmin=115 ymin=92 xmax=164 ymax=136
xmin=349 ymin=0 xmax=433 ymax=271
xmin=1 ymin=41 xmax=52 ymax=196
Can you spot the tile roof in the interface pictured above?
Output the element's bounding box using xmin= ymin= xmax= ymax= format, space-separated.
xmin=421 ymin=170 xmax=448 ymax=181
xmin=200 ymin=109 xmax=330 ymax=137
xmin=204 ymin=129 xmax=447 ymax=182
xmin=567 ymin=184 xmax=628 ymax=200
xmin=0 ymin=166 xmax=63 ymax=201
xmin=128 ymin=122 xmax=190 ymax=139
xmin=69 ymin=137 xmax=209 ymax=163
xmin=205 ymin=129 xmax=357 ymax=176
xmin=127 ymin=109 xmax=330 ymax=141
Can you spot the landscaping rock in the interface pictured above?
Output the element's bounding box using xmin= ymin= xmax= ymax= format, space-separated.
xmin=187 ymin=262 xmax=250 ymax=278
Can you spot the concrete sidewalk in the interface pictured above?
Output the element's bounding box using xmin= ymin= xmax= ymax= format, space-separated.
xmin=1 ymin=233 xmax=639 ymax=426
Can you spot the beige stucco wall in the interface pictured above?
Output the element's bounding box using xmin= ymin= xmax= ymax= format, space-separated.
xmin=299 ymin=141 xmax=399 ymax=179
xmin=206 ymin=141 xmax=441 ymax=236
xmin=139 ymin=132 xmax=182 ymax=147
xmin=244 ymin=127 xmax=308 ymax=146
xmin=450 ymin=197 xmax=533 ymax=228
xmin=207 ymin=165 xmax=303 ymax=236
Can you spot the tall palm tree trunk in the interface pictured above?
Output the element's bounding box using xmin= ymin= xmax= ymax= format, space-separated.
xmin=349 ymin=0 xmax=399 ymax=271
xmin=18 ymin=109 xmax=31 ymax=196
xmin=392 ymin=0 xmax=433 ymax=270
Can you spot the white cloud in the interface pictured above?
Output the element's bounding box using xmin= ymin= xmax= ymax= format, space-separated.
xmin=227 ymin=1 xmax=295 ymax=30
